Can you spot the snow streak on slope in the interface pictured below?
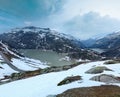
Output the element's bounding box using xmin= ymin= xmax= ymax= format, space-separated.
xmin=0 ymin=42 xmax=48 ymax=78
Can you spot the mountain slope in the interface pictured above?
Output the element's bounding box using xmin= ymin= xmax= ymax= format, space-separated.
xmin=91 ymin=32 xmax=120 ymax=49
xmin=81 ymin=38 xmax=97 ymax=47
xmin=0 ymin=26 xmax=85 ymax=53
xmin=90 ymin=31 xmax=120 ymax=58
xmin=0 ymin=26 xmax=102 ymax=60
xmin=0 ymin=42 xmax=48 ymax=79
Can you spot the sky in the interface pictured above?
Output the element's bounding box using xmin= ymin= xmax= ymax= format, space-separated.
xmin=1 ymin=0 xmax=120 ymax=40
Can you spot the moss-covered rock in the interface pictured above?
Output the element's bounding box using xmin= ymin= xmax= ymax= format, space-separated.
xmin=57 ymin=75 xmax=81 ymax=86
xmin=85 ymin=66 xmax=112 ymax=74
xmin=90 ymin=74 xmax=120 ymax=83
xmin=104 ymin=60 xmax=120 ymax=64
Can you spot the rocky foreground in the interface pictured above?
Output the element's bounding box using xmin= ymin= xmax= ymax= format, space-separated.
xmin=0 ymin=59 xmax=120 ymax=97
xmin=57 ymin=85 xmax=120 ymax=97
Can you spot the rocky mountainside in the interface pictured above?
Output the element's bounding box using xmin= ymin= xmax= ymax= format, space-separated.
xmin=0 ymin=41 xmax=48 ymax=80
xmin=0 ymin=26 xmax=102 ymax=60
xmin=0 ymin=26 xmax=85 ymax=53
xmin=101 ymin=46 xmax=120 ymax=58
xmin=91 ymin=32 xmax=120 ymax=49
xmin=83 ymin=32 xmax=120 ymax=58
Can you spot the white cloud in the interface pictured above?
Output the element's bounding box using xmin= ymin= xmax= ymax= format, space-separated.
xmin=1 ymin=0 xmax=120 ymax=40
xmin=61 ymin=12 xmax=120 ymax=39
xmin=42 ymin=0 xmax=120 ymax=39
xmin=24 ymin=21 xmax=32 ymax=26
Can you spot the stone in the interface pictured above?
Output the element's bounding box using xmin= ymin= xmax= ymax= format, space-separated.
xmin=90 ymin=74 xmax=120 ymax=83
xmin=57 ymin=75 xmax=81 ymax=86
xmin=85 ymin=66 xmax=112 ymax=74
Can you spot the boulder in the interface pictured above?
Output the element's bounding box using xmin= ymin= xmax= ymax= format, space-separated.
xmin=85 ymin=66 xmax=112 ymax=74
xmin=57 ymin=75 xmax=81 ymax=86
xmin=90 ymin=74 xmax=120 ymax=83
xmin=56 ymin=85 xmax=120 ymax=97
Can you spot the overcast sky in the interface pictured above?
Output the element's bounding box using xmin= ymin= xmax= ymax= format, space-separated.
xmin=0 ymin=0 xmax=120 ymax=39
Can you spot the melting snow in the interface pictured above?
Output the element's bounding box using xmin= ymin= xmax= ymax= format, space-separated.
xmin=0 ymin=61 xmax=120 ymax=97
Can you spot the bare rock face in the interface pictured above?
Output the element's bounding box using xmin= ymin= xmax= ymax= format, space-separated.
xmin=85 ymin=66 xmax=112 ymax=74
xmin=90 ymin=74 xmax=120 ymax=83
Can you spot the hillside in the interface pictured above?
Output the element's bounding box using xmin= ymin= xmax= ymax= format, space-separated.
xmin=91 ymin=32 xmax=120 ymax=49
xmin=0 ymin=26 xmax=85 ymax=53
xmin=0 ymin=42 xmax=48 ymax=80
xmin=0 ymin=60 xmax=120 ymax=97
xmin=0 ymin=26 xmax=102 ymax=60
xmin=88 ymin=32 xmax=120 ymax=58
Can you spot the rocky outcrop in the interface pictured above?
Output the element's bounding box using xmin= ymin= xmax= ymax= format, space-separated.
xmin=104 ymin=60 xmax=120 ymax=64
xmin=85 ymin=66 xmax=112 ymax=74
xmin=57 ymin=85 xmax=120 ymax=97
xmin=90 ymin=74 xmax=120 ymax=83
xmin=57 ymin=75 xmax=81 ymax=86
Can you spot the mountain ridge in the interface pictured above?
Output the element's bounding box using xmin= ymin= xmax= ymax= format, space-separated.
xmin=0 ymin=26 xmax=85 ymax=53
xmin=0 ymin=26 xmax=102 ymax=60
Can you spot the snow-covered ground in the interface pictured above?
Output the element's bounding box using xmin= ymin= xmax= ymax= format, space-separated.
xmin=0 ymin=57 xmax=48 ymax=78
xmin=0 ymin=61 xmax=120 ymax=97
xmin=0 ymin=41 xmax=48 ymax=78
xmin=12 ymin=57 xmax=48 ymax=70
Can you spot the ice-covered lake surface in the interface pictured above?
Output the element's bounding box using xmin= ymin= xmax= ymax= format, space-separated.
xmin=19 ymin=49 xmax=76 ymax=66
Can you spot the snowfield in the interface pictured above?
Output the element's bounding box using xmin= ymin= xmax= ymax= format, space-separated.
xmin=0 ymin=41 xmax=48 ymax=78
xmin=0 ymin=57 xmax=48 ymax=78
xmin=11 ymin=58 xmax=48 ymax=70
xmin=0 ymin=61 xmax=120 ymax=97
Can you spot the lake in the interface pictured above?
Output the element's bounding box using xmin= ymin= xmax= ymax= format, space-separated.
xmin=19 ymin=49 xmax=75 ymax=66
xmin=91 ymin=48 xmax=105 ymax=53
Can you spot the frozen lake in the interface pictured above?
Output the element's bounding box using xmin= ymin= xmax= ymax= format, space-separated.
xmin=19 ymin=49 xmax=75 ymax=66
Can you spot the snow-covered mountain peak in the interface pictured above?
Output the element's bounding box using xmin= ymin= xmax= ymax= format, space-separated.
xmin=9 ymin=26 xmax=76 ymax=40
xmin=0 ymin=26 xmax=85 ymax=51
xmin=105 ymin=31 xmax=120 ymax=39
xmin=10 ymin=26 xmax=51 ymax=34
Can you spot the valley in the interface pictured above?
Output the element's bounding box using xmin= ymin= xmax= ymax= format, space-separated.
xmin=1 ymin=1 xmax=120 ymax=97
xmin=0 ymin=26 xmax=120 ymax=97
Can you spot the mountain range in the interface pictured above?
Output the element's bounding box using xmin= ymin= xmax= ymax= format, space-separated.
xmin=0 ymin=26 xmax=101 ymax=60
xmin=83 ymin=31 xmax=120 ymax=58
xmin=0 ymin=27 xmax=120 ymax=97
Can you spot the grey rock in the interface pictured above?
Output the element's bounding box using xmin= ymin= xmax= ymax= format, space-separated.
xmin=85 ymin=66 xmax=112 ymax=74
xmin=90 ymin=74 xmax=120 ymax=83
